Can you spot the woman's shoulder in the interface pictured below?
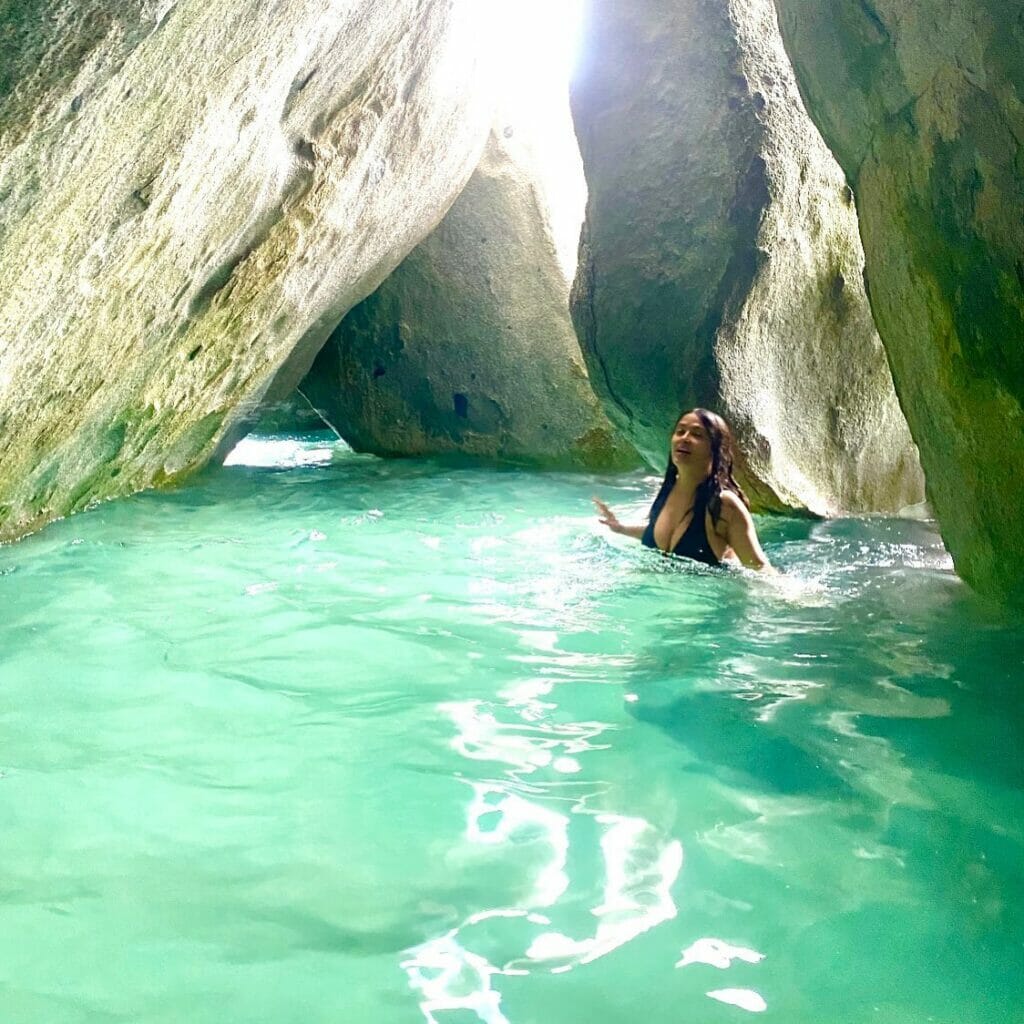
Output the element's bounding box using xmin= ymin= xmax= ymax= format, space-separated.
xmin=717 ymin=488 xmax=751 ymax=520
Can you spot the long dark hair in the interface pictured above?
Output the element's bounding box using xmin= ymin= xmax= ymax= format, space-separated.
xmin=648 ymin=408 xmax=749 ymax=525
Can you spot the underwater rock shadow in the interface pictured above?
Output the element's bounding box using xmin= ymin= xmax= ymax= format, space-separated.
xmin=629 ymin=687 xmax=854 ymax=800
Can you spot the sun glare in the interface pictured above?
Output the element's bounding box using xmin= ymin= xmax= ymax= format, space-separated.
xmin=482 ymin=0 xmax=589 ymax=279
xmin=497 ymin=0 xmax=586 ymax=96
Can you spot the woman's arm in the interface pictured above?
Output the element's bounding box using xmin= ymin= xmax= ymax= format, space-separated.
xmin=593 ymin=497 xmax=646 ymax=540
xmin=720 ymin=492 xmax=776 ymax=572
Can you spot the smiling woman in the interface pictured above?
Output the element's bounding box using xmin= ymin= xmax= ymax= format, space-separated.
xmin=594 ymin=409 xmax=774 ymax=571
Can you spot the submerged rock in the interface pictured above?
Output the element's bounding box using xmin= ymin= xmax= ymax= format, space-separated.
xmin=570 ymin=0 xmax=923 ymax=513
xmin=0 ymin=0 xmax=498 ymax=540
xmin=773 ymin=0 xmax=1024 ymax=603
xmin=299 ymin=96 xmax=639 ymax=471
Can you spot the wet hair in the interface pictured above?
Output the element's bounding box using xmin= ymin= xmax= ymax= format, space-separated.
xmin=648 ymin=408 xmax=749 ymax=525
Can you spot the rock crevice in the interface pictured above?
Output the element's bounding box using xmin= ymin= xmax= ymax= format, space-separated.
xmin=774 ymin=0 xmax=1024 ymax=601
xmin=294 ymin=91 xmax=639 ymax=471
xmin=571 ymin=0 xmax=923 ymax=514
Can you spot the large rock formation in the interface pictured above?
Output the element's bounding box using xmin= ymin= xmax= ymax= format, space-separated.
xmin=772 ymin=1 xmax=1024 ymax=603
xmin=0 ymin=0 xmax=499 ymax=541
xmin=298 ymin=93 xmax=638 ymax=470
xmin=570 ymin=0 xmax=924 ymax=513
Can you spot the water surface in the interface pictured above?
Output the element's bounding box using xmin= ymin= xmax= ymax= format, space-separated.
xmin=2 ymin=434 xmax=1022 ymax=1023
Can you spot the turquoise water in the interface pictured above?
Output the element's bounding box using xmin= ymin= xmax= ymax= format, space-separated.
xmin=2 ymin=433 xmax=1022 ymax=1024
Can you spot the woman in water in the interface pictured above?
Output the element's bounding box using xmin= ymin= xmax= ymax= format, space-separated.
xmin=594 ymin=408 xmax=774 ymax=571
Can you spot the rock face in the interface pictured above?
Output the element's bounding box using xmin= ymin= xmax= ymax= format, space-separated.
xmin=773 ymin=1 xmax=1024 ymax=603
xmin=299 ymin=96 xmax=638 ymax=471
xmin=0 ymin=0 xmax=498 ymax=540
xmin=570 ymin=0 xmax=924 ymax=513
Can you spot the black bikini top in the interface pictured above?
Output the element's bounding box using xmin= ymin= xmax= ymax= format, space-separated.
xmin=641 ymin=484 xmax=720 ymax=566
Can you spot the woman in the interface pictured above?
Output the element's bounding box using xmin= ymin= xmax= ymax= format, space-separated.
xmin=594 ymin=409 xmax=774 ymax=571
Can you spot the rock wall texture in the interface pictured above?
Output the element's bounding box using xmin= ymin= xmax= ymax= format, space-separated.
xmin=299 ymin=97 xmax=639 ymax=470
xmin=570 ymin=0 xmax=924 ymax=513
xmin=0 ymin=0 xmax=497 ymax=541
xmin=773 ymin=1 xmax=1024 ymax=603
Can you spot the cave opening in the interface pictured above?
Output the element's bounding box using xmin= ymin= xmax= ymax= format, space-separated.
xmin=224 ymin=0 xmax=591 ymax=472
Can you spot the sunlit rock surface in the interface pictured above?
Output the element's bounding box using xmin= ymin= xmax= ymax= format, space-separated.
xmin=299 ymin=98 xmax=638 ymax=471
xmin=570 ymin=0 xmax=923 ymax=513
xmin=773 ymin=0 xmax=1024 ymax=603
xmin=0 ymin=0 xmax=497 ymax=540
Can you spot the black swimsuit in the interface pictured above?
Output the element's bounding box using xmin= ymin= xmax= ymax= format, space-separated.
xmin=641 ymin=486 xmax=720 ymax=566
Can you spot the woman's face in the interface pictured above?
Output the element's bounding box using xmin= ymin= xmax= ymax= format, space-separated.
xmin=670 ymin=412 xmax=713 ymax=475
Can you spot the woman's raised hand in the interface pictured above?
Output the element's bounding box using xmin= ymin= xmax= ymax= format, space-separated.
xmin=592 ymin=497 xmax=623 ymax=534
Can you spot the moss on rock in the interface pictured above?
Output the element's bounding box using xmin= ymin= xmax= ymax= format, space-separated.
xmin=0 ymin=0 xmax=500 ymax=540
